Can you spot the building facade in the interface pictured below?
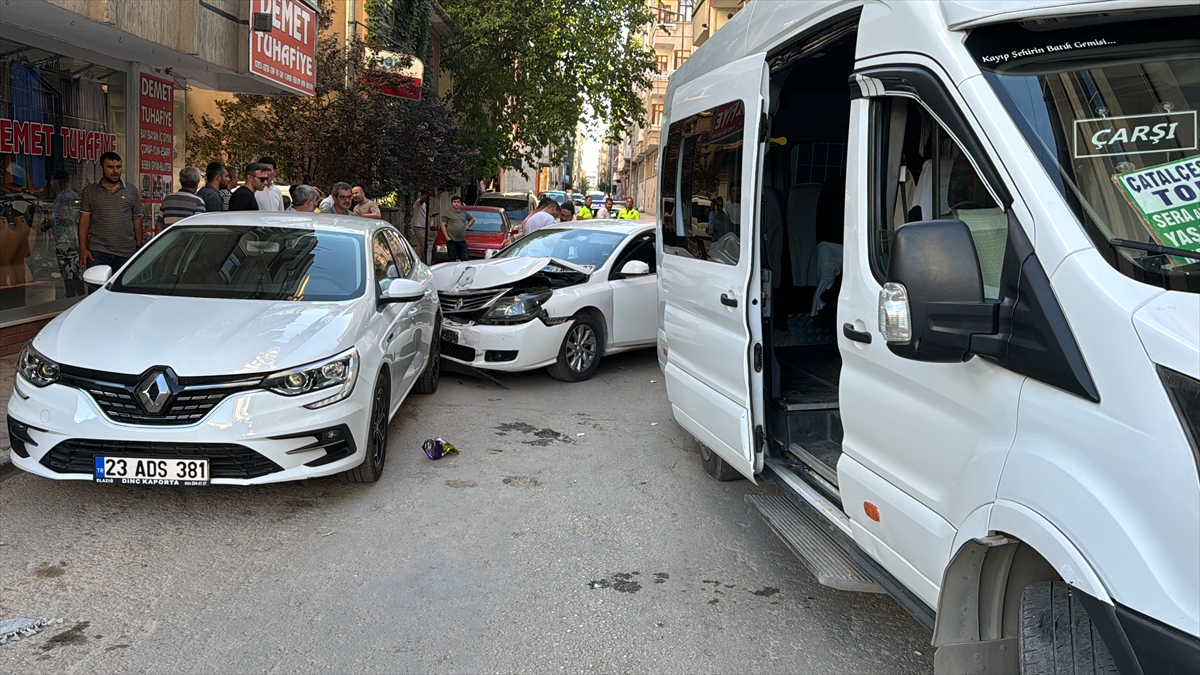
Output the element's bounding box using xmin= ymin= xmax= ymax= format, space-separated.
xmin=0 ymin=0 xmax=318 ymax=350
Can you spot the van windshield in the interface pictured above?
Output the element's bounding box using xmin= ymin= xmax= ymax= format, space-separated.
xmin=968 ymin=15 xmax=1200 ymax=293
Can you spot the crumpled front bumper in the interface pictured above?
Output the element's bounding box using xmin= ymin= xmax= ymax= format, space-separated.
xmin=439 ymin=317 xmax=571 ymax=372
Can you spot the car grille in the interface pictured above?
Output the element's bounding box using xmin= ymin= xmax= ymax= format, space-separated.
xmin=39 ymin=439 xmax=283 ymax=479
xmin=58 ymin=366 xmax=261 ymax=426
xmin=439 ymin=288 xmax=509 ymax=316
xmin=442 ymin=342 xmax=477 ymax=362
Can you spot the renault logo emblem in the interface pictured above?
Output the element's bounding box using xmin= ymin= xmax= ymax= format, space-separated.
xmin=136 ymin=368 xmax=177 ymax=414
xmin=454 ymin=298 xmax=464 ymax=311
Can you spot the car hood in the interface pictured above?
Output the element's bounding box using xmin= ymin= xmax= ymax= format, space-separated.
xmin=466 ymin=232 xmax=510 ymax=247
xmin=432 ymin=257 xmax=590 ymax=292
xmin=34 ymin=292 xmax=365 ymax=377
xmin=1133 ymin=291 xmax=1200 ymax=379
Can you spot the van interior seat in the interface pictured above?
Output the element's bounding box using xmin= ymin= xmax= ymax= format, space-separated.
xmin=815 ymin=176 xmax=845 ymax=245
xmin=787 ymin=183 xmax=822 ymax=286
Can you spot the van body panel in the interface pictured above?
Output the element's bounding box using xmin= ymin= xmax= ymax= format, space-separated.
xmin=849 ymin=518 xmax=940 ymax=609
xmin=988 ymin=499 xmax=1111 ymax=603
xmin=666 ymin=365 xmax=752 ymax=475
xmin=1133 ymin=293 xmax=1200 ymax=379
xmin=939 ymin=0 xmax=1199 ymax=30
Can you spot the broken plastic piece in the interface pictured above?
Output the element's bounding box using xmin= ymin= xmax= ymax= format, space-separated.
xmin=423 ymin=438 xmax=461 ymax=460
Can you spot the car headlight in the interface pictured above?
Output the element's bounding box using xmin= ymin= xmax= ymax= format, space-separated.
xmin=1159 ymin=365 xmax=1200 ymax=461
xmin=17 ymin=344 xmax=59 ymax=387
xmin=480 ymin=291 xmax=552 ymax=325
xmin=262 ymin=348 xmax=358 ymax=409
xmin=436 ymin=245 xmax=447 ymax=253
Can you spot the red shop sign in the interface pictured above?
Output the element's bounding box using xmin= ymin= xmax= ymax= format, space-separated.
xmin=138 ymin=72 xmax=174 ymax=204
xmin=710 ymin=100 xmax=745 ymax=144
xmin=0 ymin=119 xmax=116 ymax=160
xmin=249 ymin=0 xmax=318 ymax=96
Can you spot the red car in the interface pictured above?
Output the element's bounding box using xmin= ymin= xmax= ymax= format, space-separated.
xmin=431 ymin=206 xmax=519 ymax=262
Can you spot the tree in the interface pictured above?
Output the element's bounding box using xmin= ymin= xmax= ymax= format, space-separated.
xmin=440 ymin=0 xmax=655 ymax=181
xmin=187 ymin=33 xmax=471 ymax=229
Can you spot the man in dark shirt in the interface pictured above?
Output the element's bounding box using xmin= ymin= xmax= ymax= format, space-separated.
xmin=440 ymin=196 xmax=475 ymax=262
xmin=197 ymin=162 xmax=227 ymax=213
xmin=78 ymin=151 xmax=142 ymax=270
xmin=229 ymin=162 xmax=268 ymax=211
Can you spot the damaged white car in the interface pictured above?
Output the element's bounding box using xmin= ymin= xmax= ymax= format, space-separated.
xmin=432 ymin=221 xmax=657 ymax=381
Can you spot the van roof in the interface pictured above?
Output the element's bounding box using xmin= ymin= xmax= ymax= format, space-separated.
xmin=668 ymin=0 xmax=1189 ymax=102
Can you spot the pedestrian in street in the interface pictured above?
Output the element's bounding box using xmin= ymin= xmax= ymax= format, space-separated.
xmin=558 ymin=201 xmax=576 ymax=222
xmin=229 ymin=162 xmax=269 ymax=211
xmin=220 ymin=165 xmax=237 ymax=210
xmin=617 ymin=197 xmax=640 ymax=220
xmin=288 ymin=184 xmax=320 ymax=212
xmin=323 ymin=182 xmax=354 ymax=215
xmin=49 ymin=170 xmax=85 ymax=296
xmin=78 ymin=151 xmax=141 ymax=271
xmin=523 ymin=197 xmax=559 ymax=235
xmin=578 ymin=195 xmax=595 ymax=220
xmin=440 ymin=195 xmax=475 ymax=262
xmin=198 ymin=162 xmax=227 ymax=213
xmin=413 ymin=193 xmax=429 ymax=263
xmin=352 ymin=185 xmax=382 ymax=219
xmin=255 ymin=156 xmax=285 ymax=210
xmin=596 ymin=197 xmax=613 ymax=219
xmin=160 ymin=166 xmax=207 ymax=227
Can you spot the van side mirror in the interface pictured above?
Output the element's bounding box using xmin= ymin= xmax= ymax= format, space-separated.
xmin=82 ymin=265 xmax=113 ymax=286
xmin=879 ymin=220 xmax=998 ymax=363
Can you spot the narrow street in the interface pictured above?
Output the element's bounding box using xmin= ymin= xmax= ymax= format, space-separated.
xmin=1 ymin=350 xmax=933 ymax=673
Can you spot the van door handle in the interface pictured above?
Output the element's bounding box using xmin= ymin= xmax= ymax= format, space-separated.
xmin=843 ymin=323 xmax=872 ymax=344
xmin=720 ymin=293 xmax=738 ymax=308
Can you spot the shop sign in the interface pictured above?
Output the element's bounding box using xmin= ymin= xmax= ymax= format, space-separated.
xmin=364 ymin=49 xmax=423 ymax=100
xmin=1113 ymin=155 xmax=1200 ymax=256
xmin=249 ymin=0 xmax=318 ymax=96
xmin=0 ymin=119 xmax=116 ymax=160
xmin=710 ymin=100 xmax=745 ymax=144
xmin=139 ymin=72 xmax=174 ymax=204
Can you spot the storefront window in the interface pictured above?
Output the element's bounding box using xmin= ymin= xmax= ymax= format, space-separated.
xmin=0 ymin=37 xmax=125 ymax=318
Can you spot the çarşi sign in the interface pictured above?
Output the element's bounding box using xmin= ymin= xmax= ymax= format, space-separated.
xmin=709 ymin=100 xmax=745 ymax=144
xmin=0 ymin=119 xmax=116 ymax=160
xmin=1074 ymin=110 xmax=1197 ymax=159
xmin=364 ymin=48 xmax=423 ymax=100
xmin=249 ymin=0 xmax=318 ymax=96
xmin=139 ymin=72 xmax=174 ymax=204
xmin=1112 ymin=155 xmax=1200 ymax=255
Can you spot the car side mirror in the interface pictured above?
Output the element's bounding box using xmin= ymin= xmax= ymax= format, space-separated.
xmin=484 ymin=249 xmax=498 ymax=259
xmin=382 ymin=278 xmax=426 ymax=303
xmin=619 ymin=260 xmax=651 ymax=276
xmin=82 ymin=265 xmax=113 ymax=286
xmin=879 ymin=220 xmax=998 ymax=363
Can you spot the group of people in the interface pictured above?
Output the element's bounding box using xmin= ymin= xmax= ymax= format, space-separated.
xmin=525 ymin=195 xmax=640 ymax=231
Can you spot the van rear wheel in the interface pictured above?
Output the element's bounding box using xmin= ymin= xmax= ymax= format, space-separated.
xmin=699 ymin=441 xmax=742 ymax=481
xmin=1018 ymin=581 xmax=1118 ymax=675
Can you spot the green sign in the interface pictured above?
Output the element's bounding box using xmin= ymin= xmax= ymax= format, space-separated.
xmin=1112 ymin=155 xmax=1200 ymax=253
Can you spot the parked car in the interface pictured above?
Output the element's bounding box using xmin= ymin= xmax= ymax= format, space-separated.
xmin=475 ymin=191 xmax=535 ymax=224
xmin=431 ymin=206 xmax=518 ymax=262
xmin=657 ymin=2 xmax=1199 ymax=674
xmin=432 ymin=220 xmax=657 ymax=382
xmin=7 ymin=212 xmax=440 ymax=485
xmin=586 ymin=191 xmax=606 ymax=204
xmin=571 ymin=193 xmax=584 ymax=206
xmin=539 ymin=190 xmax=568 ymax=205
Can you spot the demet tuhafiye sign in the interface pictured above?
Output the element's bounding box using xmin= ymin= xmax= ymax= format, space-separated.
xmin=249 ymin=0 xmax=318 ymax=96
xmin=364 ymin=48 xmax=424 ymax=100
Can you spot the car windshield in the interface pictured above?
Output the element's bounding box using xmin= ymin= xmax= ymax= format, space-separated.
xmin=969 ymin=16 xmax=1200 ymax=293
xmin=465 ymin=210 xmax=505 ymax=233
xmin=497 ymin=228 xmax=626 ymax=269
xmin=476 ymin=196 xmax=529 ymax=222
xmin=542 ymin=191 xmax=567 ymax=204
xmin=111 ymin=225 xmax=366 ymax=301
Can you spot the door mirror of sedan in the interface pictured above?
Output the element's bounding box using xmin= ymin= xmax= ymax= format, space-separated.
xmin=82 ymin=265 xmax=113 ymax=286
xmin=382 ymin=278 xmax=426 ymax=304
xmin=881 ymin=219 xmax=998 ymax=363
xmin=484 ymin=249 xmax=498 ymax=259
xmin=619 ymin=260 xmax=651 ymax=276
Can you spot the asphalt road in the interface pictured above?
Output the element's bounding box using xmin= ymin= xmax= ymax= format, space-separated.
xmin=0 ymin=349 xmax=933 ymax=674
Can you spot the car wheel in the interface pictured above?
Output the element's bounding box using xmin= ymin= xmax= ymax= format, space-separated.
xmin=414 ymin=316 xmax=441 ymax=395
xmin=699 ymin=441 xmax=742 ymax=481
xmin=547 ymin=314 xmax=602 ymax=382
xmin=1018 ymin=581 xmax=1118 ymax=675
xmin=341 ymin=375 xmax=389 ymax=483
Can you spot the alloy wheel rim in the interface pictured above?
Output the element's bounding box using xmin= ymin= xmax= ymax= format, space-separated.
xmin=566 ymin=325 xmax=597 ymax=372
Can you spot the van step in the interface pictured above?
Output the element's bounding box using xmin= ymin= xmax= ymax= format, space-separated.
xmin=786 ymin=441 xmax=840 ymax=487
xmin=746 ymin=494 xmax=884 ymax=594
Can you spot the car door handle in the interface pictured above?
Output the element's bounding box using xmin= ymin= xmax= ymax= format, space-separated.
xmin=842 ymin=323 xmax=872 ymax=344
xmin=720 ymin=293 xmax=738 ymax=308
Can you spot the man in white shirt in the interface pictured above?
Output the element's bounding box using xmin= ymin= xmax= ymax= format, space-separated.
xmin=522 ymin=197 xmax=560 ymax=235
xmin=254 ymin=156 xmax=285 ymax=210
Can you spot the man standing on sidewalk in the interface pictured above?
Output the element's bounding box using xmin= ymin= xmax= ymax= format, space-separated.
xmin=413 ymin=193 xmax=429 ymax=263
xmin=523 ymin=197 xmax=559 ymax=235
xmin=160 ymin=166 xmax=207 ymax=227
xmin=229 ymin=162 xmax=268 ymax=211
xmin=255 ymin=157 xmax=285 ymax=211
xmin=440 ymin=196 xmax=475 ymax=262
xmin=198 ymin=162 xmax=227 ymax=213
xmin=78 ymin=152 xmax=141 ymax=271
xmin=617 ymin=197 xmax=640 ymax=220
xmin=352 ymin=185 xmax=382 ymax=219
xmin=596 ymin=197 xmax=613 ymax=219
xmin=322 ymin=182 xmax=354 ymax=215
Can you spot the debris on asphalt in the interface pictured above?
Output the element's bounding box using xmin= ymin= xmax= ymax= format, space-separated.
xmin=321 ymin=531 xmax=336 ymax=537
xmin=651 ymin=423 xmax=658 ymax=426
xmin=650 ymin=379 xmax=657 ymax=383
xmin=423 ymin=438 xmax=461 ymax=460
xmin=0 ymin=618 xmax=63 ymax=645
xmin=576 ymin=433 xmax=585 ymax=437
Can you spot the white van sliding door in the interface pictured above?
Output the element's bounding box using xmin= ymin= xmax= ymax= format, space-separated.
xmin=660 ymin=54 xmax=768 ymax=480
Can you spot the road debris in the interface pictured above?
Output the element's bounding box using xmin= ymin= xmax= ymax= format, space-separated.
xmin=0 ymin=618 xmax=63 ymax=645
xmin=423 ymin=438 xmax=461 ymax=460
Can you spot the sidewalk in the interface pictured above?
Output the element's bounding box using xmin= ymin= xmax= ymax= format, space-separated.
xmin=0 ymin=352 xmax=18 ymax=467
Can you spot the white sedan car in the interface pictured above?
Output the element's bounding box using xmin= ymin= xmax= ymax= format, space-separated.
xmin=432 ymin=220 xmax=657 ymax=381
xmin=7 ymin=212 xmax=440 ymax=485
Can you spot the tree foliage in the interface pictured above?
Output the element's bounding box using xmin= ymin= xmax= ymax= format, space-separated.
xmin=440 ymin=0 xmax=656 ymax=180
xmin=365 ymin=0 xmax=432 ymax=60
xmin=187 ymin=36 xmax=471 ymax=204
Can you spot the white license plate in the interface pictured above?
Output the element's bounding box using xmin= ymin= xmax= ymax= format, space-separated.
xmin=94 ymin=457 xmax=210 ymax=485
